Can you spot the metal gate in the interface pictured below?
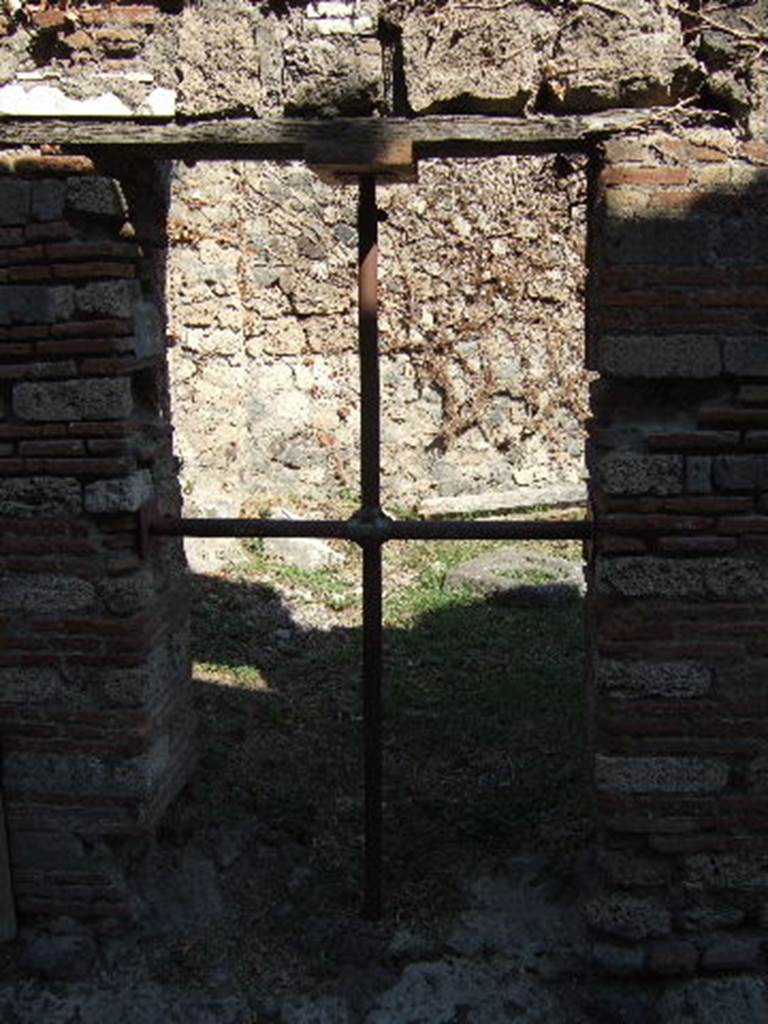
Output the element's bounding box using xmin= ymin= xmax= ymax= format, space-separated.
xmin=143 ymin=176 xmax=592 ymax=918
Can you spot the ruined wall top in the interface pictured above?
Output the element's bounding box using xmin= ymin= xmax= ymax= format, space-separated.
xmin=0 ymin=1 xmax=764 ymax=134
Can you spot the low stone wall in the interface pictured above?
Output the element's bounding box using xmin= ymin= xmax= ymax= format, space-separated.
xmin=0 ymin=153 xmax=192 ymax=923
xmin=588 ymin=129 xmax=768 ymax=976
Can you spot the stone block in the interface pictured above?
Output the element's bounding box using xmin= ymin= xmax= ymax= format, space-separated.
xmin=686 ymin=456 xmax=712 ymax=494
xmin=9 ymin=831 xmax=84 ymax=870
xmin=646 ymin=940 xmax=698 ymax=976
xmin=597 ymin=452 xmax=683 ymax=495
xmin=603 ymin=218 xmax=711 ymax=266
xmin=0 ymin=178 xmax=31 ymax=225
xmin=84 ymin=469 xmax=154 ymax=514
xmin=75 ymin=280 xmax=141 ymax=319
xmin=595 ymin=755 xmax=729 ymax=794
xmin=585 ymin=893 xmax=671 ymax=941
xmin=713 ymin=454 xmax=768 ymax=490
xmin=592 ymin=942 xmax=645 ymax=977
xmin=723 ymin=338 xmax=768 ymax=377
xmin=597 ymin=659 xmax=711 ymax=699
xmin=702 ymin=940 xmax=762 ymax=972
xmin=0 ymin=476 xmax=82 ymax=517
xmin=598 ymin=335 xmax=722 ymax=378
xmin=31 ymin=179 xmax=66 ymax=223
xmin=656 ymin=977 xmax=768 ymax=1024
xmin=0 ymin=666 xmax=62 ymax=704
xmin=685 ymin=852 xmax=768 ymax=890
xmin=13 ymin=377 xmax=132 ymax=421
xmin=133 ymin=300 xmax=164 ymax=357
xmin=0 ymin=284 xmax=75 ymax=324
xmin=66 ymin=176 xmax=127 ymax=219
xmin=401 ymin=3 xmax=558 ymax=114
xmin=0 ymin=574 xmax=95 ymax=613
xmin=98 ymin=568 xmax=157 ymax=615
xmin=597 ymin=556 xmax=768 ymax=599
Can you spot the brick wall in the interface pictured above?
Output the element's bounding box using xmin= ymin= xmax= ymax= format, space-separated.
xmin=0 ymin=153 xmax=193 ymax=925
xmin=588 ymin=129 xmax=768 ymax=976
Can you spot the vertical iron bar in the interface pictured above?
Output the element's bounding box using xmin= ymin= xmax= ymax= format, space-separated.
xmin=358 ymin=174 xmax=384 ymax=919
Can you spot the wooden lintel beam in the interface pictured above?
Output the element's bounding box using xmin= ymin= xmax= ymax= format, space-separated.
xmin=0 ymin=110 xmax=662 ymax=163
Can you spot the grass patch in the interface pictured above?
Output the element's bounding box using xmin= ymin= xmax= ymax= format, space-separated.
xmin=185 ymin=518 xmax=591 ymax=927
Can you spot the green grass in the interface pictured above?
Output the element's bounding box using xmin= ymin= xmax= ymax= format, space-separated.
xmin=187 ymin=523 xmax=592 ymax=923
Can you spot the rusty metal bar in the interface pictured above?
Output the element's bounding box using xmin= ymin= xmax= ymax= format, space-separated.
xmin=150 ymin=515 xmax=591 ymax=543
xmin=358 ymin=174 xmax=384 ymax=919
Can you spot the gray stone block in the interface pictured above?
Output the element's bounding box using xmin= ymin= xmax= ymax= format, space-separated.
xmin=604 ymin=218 xmax=711 ymax=266
xmin=598 ymin=659 xmax=711 ymax=699
xmin=85 ymin=469 xmax=154 ymax=514
xmin=586 ymin=894 xmax=671 ymax=941
xmin=13 ymin=377 xmax=132 ymax=421
xmin=598 ymin=335 xmax=721 ymax=379
xmin=598 ymin=452 xmax=683 ymax=495
xmin=133 ymin=300 xmax=165 ymax=357
xmin=597 ymin=556 xmax=768 ymax=599
xmin=686 ymin=456 xmax=712 ymax=494
xmin=685 ymin=852 xmax=768 ymax=890
xmin=31 ymin=179 xmax=65 ymax=222
xmin=656 ymin=977 xmax=768 ymax=1024
xmin=0 ymin=476 xmax=82 ymax=517
xmin=0 ymin=178 xmax=31 ymax=225
xmin=713 ymin=454 xmax=768 ymax=490
xmin=66 ymin=176 xmax=127 ymax=218
xmin=99 ymin=568 xmax=157 ymax=614
xmin=723 ymin=338 xmax=768 ymax=377
xmin=0 ymin=573 xmax=95 ymax=613
xmin=75 ymin=280 xmax=141 ymax=318
xmin=0 ymin=284 xmax=75 ymax=325
xmin=0 ymin=666 xmax=62 ymax=704
xmin=595 ymin=755 xmax=729 ymax=795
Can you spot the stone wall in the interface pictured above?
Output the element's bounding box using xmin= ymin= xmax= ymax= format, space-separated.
xmin=588 ymin=129 xmax=768 ymax=976
xmin=0 ymin=153 xmax=192 ymax=922
xmin=167 ymin=152 xmax=588 ymax=564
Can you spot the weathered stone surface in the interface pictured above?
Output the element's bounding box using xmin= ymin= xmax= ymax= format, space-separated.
xmin=685 ymin=852 xmax=768 ymax=890
xmin=0 ymin=574 xmax=95 ymax=613
xmin=283 ymin=35 xmax=381 ymax=116
xmin=13 ymin=377 xmax=132 ymax=421
xmin=85 ymin=469 xmax=154 ymax=514
xmin=400 ymin=3 xmax=558 ymax=114
xmin=0 ymin=177 xmax=30 ymax=225
xmin=19 ymin=931 xmax=97 ymax=982
xmin=713 ymin=454 xmax=768 ymax=490
xmin=585 ymin=894 xmax=671 ymax=941
xmin=545 ymin=0 xmax=697 ymax=112
xmin=419 ymin=484 xmax=587 ymax=518
xmin=0 ymin=284 xmax=75 ymax=324
xmin=75 ymin=279 xmax=140 ymax=318
xmin=723 ymin=338 xmax=768 ymax=377
xmin=597 ymin=660 xmax=711 ymax=700
xmin=66 ymin=176 xmax=127 ymax=219
xmin=176 ymin=3 xmax=265 ymax=117
xmin=31 ymin=179 xmax=65 ymax=222
xmin=0 ymin=476 xmax=81 ymax=517
xmin=595 ymin=755 xmax=729 ymax=795
xmin=597 ymin=557 xmax=768 ymax=599
xmin=0 ymin=667 xmax=63 ymax=705
xmin=446 ymin=547 xmax=584 ymax=606
xmin=592 ymin=941 xmax=645 ymax=977
xmin=656 ymin=976 xmax=768 ymax=1024
xmin=598 ymin=336 xmax=722 ymax=379
xmin=597 ymin=453 xmax=683 ymax=495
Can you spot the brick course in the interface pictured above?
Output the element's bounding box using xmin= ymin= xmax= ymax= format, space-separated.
xmin=0 ymin=154 xmax=191 ymax=927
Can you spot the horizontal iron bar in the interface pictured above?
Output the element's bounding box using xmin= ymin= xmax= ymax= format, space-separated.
xmin=150 ymin=516 xmax=592 ymax=543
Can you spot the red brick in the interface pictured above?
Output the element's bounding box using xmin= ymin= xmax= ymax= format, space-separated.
xmin=50 ymin=319 xmax=131 ymax=339
xmin=0 ymin=227 xmax=24 ymax=247
xmin=13 ymin=155 xmax=95 ymax=177
xmin=36 ymin=337 xmax=135 ymax=356
xmin=647 ymin=940 xmax=698 ymax=977
xmin=601 ymin=514 xmax=713 ymax=533
xmin=52 ymin=263 xmax=136 ymax=281
xmin=8 ymin=265 xmax=52 ymax=283
xmin=598 ymin=536 xmax=648 ymax=554
xmin=745 ymin=432 xmax=768 ymax=450
xmin=31 ymin=10 xmax=69 ymax=29
xmin=46 ymin=241 xmax=140 ymax=262
xmin=8 ymin=324 xmax=49 ymax=340
xmin=742 ymin=140 xmax=768 ymax=163
xmin=66 ymin=420 xmax=135 ymax=438
xmin=79 ymin=5 xmax=159 ymax=26
xmin=18 ymin=440 xmax=85 ymax=457
xmin=25 ymin=221 xmax=73 ymax=243
xmin=660 ymin=497 xmax=755 ymax=513
xmin=22 ymin=457 xmax=134 ymax=476
xmin=738 ymin=385 xmax=768 ymax=404
xmin=649 ymin=190 xmax=700 ymax=211
xmin=717 ymin=515 xmax=768 ymax=534
xmin=79 ymin=355 xmax=153 ymax=375
xmin=601 ymin=166 xmax=692 ymax=186
xmin=699 ymin=407 xmax=768 ymax=427
xmin=0 ymin=244 xmax=46 ymax=267
xmin=647 ymin=432 xmax=739 ymax=452
xmin=659 ymin=536 xmax=737 ymax=554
